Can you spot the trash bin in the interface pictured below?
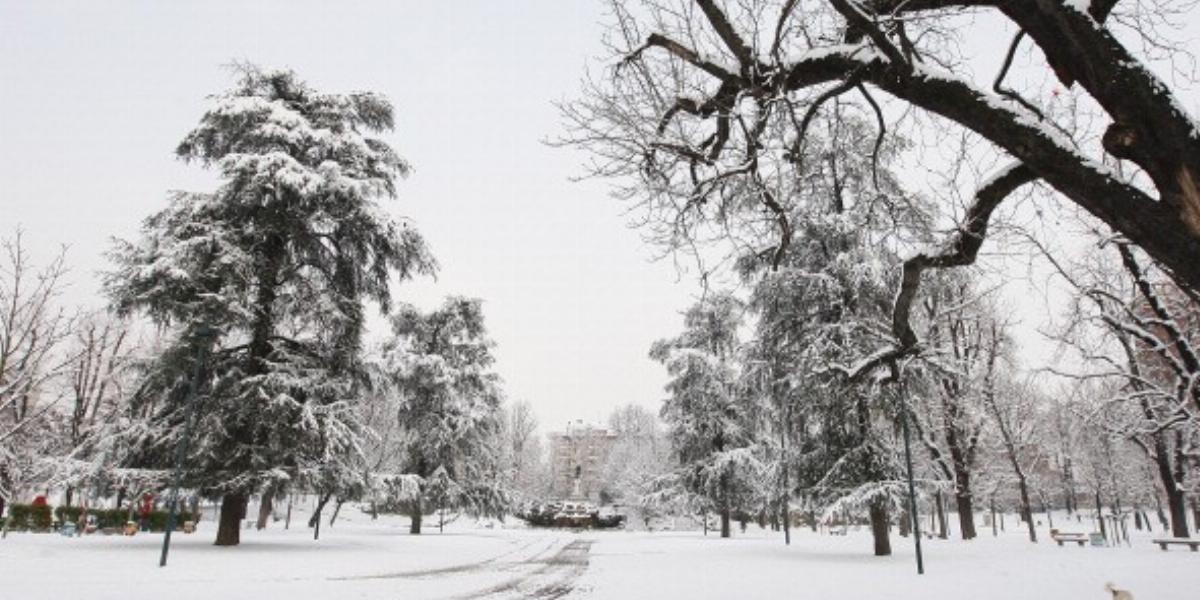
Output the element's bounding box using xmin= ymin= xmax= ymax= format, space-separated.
xmin=1089 ymin=532 xmax=1105 ymax=546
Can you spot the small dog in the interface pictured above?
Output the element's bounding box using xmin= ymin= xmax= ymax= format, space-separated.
xmin=1104 ymin=582 xmax=1133 ymax=600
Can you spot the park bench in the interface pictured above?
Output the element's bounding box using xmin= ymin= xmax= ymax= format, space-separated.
xmin=1050 ymin=532 xmax=1088 ymax=547
xmin=829 ymin=525 xmax=848 ymax=536
xmin=1152 ymin=539 xmax=1200 ymax=551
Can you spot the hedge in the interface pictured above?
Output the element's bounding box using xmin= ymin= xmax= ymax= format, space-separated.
xmin=6 ymin=503 xmax=52 ymax=531
xmin=0 ymin=504 xmax=196 ymax=532
xmin=53 ymin=506 xmax=196 ymax=531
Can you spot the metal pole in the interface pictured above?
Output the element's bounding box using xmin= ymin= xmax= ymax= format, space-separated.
xmin=160 ymin=327 xmax=214 ymax=567
xmin=899 ymin=381 xmax=925 ymax=575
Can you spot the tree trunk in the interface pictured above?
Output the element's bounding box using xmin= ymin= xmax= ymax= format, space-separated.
xmin=935 ymin=490 xmax=948 ymax=539
xmin=869 ymin=500 xmax=891 ymax=556
xmin=990 ymin=497 xmax=998 ymax=537
xmin=313 ymin=504 xmax=322 ymax=541
xmin=1191 ymin=498 xmax=1200 ymax=533
xmin=256 ymin=487 xmax=274 ymax=530
xmin=949 ymin=473 xmax=976 ymax=540
xmin=215 ymin=493 xmax=247 ymax=546
xmin=1095 ymin=491 xmax=1107 ymax=541
xmin=899 ymin=508 xmax=911 ymax=537
xmin=410 ymin=497 xmax=423 ymax=534
xmin=64 ymin=486 xmax=74 ymax=508
xmin=782 ymin=502 xmax=791 ymax=545
xmin=329 ymin=498 xmax=344 ymax=526
xmin=285 ymin=496 xmax=292 ymax=530
xmin=1061 ymin=457 xmax=1076 ymax=515
xmin=308 ymin=493 xmax=332 ymax=528
xmin=719 ymin=468 xmax=732 ymax=539
xmin=115 ymin=487 xmax=126 ymax=510
xmin=1017 ymin=479 xmax=1036 ymax=542
xmin=1150 ymin=434 xmax=1191 ymax=538
xmin=1154 ymin=492 xmax=1169 ymax=530
xmin=942 ymin=392 xmax=978 ymax=541
xmin=1165 ymin=486 xmax=1190 ymax=538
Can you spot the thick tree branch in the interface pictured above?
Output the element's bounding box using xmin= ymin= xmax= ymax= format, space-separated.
xmin=622 ymin=32 xmax=739 ymax=83
xmin=829 ymin=0 xmax=909 ymax=68
xmin=836 ymin=163 xmax=1034 ymax=382
xmin=695 ymin=0 xmax=757 ymax=69
xmin=775 ymin=48 xmax=1200 ymax=291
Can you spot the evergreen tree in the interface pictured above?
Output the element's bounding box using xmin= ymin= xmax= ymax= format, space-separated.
xmin=381 ymin=297 xmax=506 ymax=533
xmin=738 ymin=115 xmax=922 ymax=555
xmin=106 ymin=65 xmax=434 ymax=546
xmin=650 ymin=293 xmax=762 ymax=538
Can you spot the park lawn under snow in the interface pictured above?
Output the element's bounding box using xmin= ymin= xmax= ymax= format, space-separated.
xmin=1 ymin=508 xmax=1196 ymax=599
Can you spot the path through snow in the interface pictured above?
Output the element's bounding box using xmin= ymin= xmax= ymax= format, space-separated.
xmin=2 ymin=511 xmax=1197 ymax=599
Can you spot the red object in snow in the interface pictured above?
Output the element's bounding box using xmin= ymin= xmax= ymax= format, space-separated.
xmin=140 ymin=493 xmax=154 ymax=517
xmin=31 ymin=495 xmax=48 ymax=507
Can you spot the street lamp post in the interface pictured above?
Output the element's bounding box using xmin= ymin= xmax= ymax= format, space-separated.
xmin=159 ymin=325 xmax=216 ymax=567
xmin=898 ymin=377 xmax=925 ymax=575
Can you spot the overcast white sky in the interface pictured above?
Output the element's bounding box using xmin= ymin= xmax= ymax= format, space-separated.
xmin=0 ymin=0 xmax=698 ymax=432
xmin=4 ymin=2 xmax=1199 ymax=433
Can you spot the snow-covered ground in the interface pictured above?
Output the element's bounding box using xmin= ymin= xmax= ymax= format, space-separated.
xmin=1 ymin=509 xmax=1196 ymax=599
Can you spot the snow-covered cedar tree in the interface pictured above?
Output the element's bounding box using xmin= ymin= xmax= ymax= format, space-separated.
xmin=649 ymin=292 xmax=765 ymax=538
xmin=560 ymin=0 xmax=1200 ymax=390
xmin=733 ymin=109 xmax=924 ymax=554
xmin=380 ymin=297 xmax=507 ymax=534
xmin=105 ymin=65 xmax=434 ymax=546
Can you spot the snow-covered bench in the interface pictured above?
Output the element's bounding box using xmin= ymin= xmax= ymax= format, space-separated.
xmin=1050 ymin=532 xmax=1087 ymax=547
xmin=1152 ymin=539 xmax=1200 ymax=551
xmin=829 ymin=525 xmax=848 ymax=536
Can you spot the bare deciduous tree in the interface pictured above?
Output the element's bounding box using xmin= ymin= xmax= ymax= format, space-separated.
xmin=0 ymin=229 xmax=76 ymax=514
xmin=61 ymin=313 xmax=134 ymax=507
xmin=1042 ymin=238 xmax=1198 ymax=538
xmin=561 ymin=0 xmax=1200 ymax=383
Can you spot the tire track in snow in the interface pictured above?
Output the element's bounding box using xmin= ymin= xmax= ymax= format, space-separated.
xmin=449 ymin=538 xmax=593 ymax=600
xmin=331 ymin=535 xmax=556 ymax=581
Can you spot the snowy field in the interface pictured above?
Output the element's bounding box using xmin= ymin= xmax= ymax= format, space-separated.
xmin=2 ymin=510 xmax=1197 ymax=600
